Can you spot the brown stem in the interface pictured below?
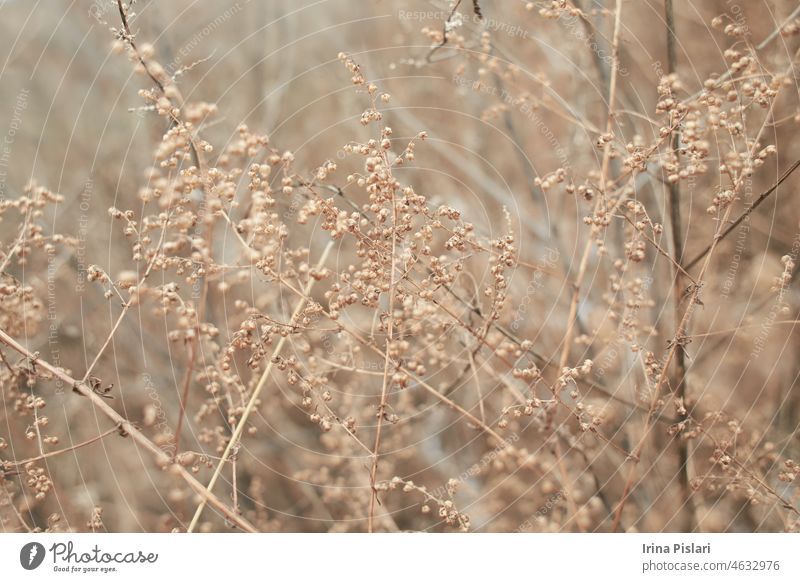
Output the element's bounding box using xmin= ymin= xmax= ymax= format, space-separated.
xmin=425 ymin=0 xmax=464 ymax=63
xmin=0 ymin=328 xmax=257 ymax=532
xmin=368 ymin=205 xmax=397 ymax=533
xmin=4 ymin=425 xmax=119 ymax=468
xmin=186 ymin=241 xmax=334 ymax=532
xmin=558 ymin=0 xmax=623 ymax=372
xmin=685 ymin=159 xmax=800 ymax=271
xmin=173 ymin=271 xmax=210 ymax=458
xmin=664 ymin=0 xmax=695 ymax=532
xmin=611 ymin=86 xmax=784 ymax=531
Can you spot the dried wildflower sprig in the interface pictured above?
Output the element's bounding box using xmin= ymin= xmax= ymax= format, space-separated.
xmin=2 ymin=0 xmax=799 ymax=534
xmin=187 ymin=241 xmax=334 ymax=532
xmin=611 ymin=56 xmax=795 ymax=530
xmin=0 ymin=328 xmax=256 ymax=531
xmin=379 ymin=476 xmax=471 ymax=531
xmin=112 ymin=0 xmax=206 ymax=171
xmin=684 ymin=159 xmax=800 ymax=271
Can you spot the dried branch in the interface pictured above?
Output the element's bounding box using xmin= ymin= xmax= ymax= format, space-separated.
xmin=0 ymin=328 xmax=257 ymax=532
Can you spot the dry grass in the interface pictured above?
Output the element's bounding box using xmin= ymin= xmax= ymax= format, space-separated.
xmin=1 ymin=0 xmax=800 ymax=532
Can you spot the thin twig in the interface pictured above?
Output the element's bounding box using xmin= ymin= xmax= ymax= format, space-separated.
xmin=368 ymin=162 xmax=399 ymax=533
xmin=684 ymin=159 xmax=800 ymax=271
xmin=4 ymin=425 xmax=119 ymax=468
xmin=0 ymin=328 xmax=256 ymax=532
xmin=664 ymin=0 xmax=695 ymax=531
xmin=425 ymin=0 xmax=465 ymax=63
xmin=558 ymin=0 xmax=623 ymax=372
xmin=618 ymin=212 xmax=696 ymax=284
xmin=173 ymin=245 xmax=211 ymax=458
xmin=0 ymin=208 xmax=32 ymax=276
xmin=81 ymin=212 xmax=171 ymax=383
xmin=186 ymin=240 xmax=334 ymax=532
xmin=115 ymin=0 xmax=204 ymax=170
xmin=611 ymin=82 xmax=784 ymax=532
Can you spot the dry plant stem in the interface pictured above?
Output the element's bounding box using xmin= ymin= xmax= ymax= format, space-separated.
xmin=684 ymin=159 xmax=800 ymax=271
xmin=173 ymin=299 xmax=201 ymax=457
xmin=81 ymin=214 xmax=170 ymax=383
xmin=425 ymin=0 xmax=465 ymax=63
xmin=172 ymin=200 xmax=213 ymax=459
xmin=467 ymin=349 xmax=486 ymax=423
xmin=115 ymin=0 xmax=203 ymax=169
xmin=4 ymin=425 xmax=119 ymax=468
xmin=187 ymin=240 xmax=334 ymax=533
xmin=272 ymin=190 xmax=634 ymax=457
xmin=689 ymin=319 xmax=800 ymax=340
xmin=116 ymin=0 xmax=210 ymax=458
xmin=664 ymin=0 xmax=694 ymax=531
xmin=116 ymin=0 xmax=164 ymax=94
xmin=1 ymin=486 xmax=32 ymax=533
xmin=611 ymin=94 xmax=782 ymax=530
xmin=0 ymin=328 xmax=256 ymax=532
xmin=173 ymin=252 xmax=210 ymax=457
xmin=231 ymin=450 xmax=239 ymax=515
xmin=301 ymin=182 xmax=662 ymax=424
xmin=552 ymin=439 xmax=588 ymax=532
xmin=610 ymin=212 xmax=730 ymax=532
xmin=218 ymin=207 xmax=506 ymax=444
xmin=757 ymin=4 xmax=800 ymax=48
xmin=679 ymin=4 xmax=800 ymax=107
xmin=619 ymin=213 xmax=695 ymax=283
xmin=367 ymin=179 xmax=398 ymax=533
xmin=558 ymin=0 xmax=623 ymax=371
xmin=0 ymin=208 xmax=32 ymax=275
